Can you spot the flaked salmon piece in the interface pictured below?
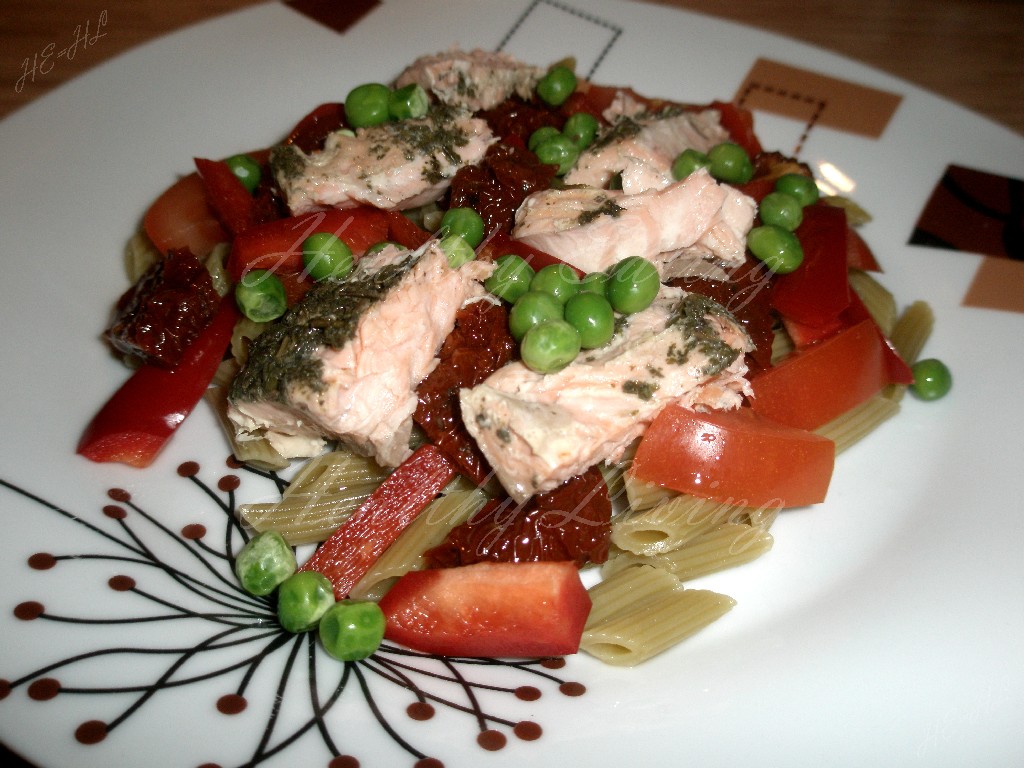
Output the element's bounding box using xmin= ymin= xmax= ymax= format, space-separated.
xmin=460 ymin=288 xmax=753 ymax=502
xmin=227 ymin=242 xmax=493 ymax=467
xmin=394 ymin=47 xmax=545 ymax=112
xmin=565 ymin=106 xmax=728 ymax=191
xmin=511 ymin=168 xmax=755 ymax=275
xmin=271 ymin=105 xmax=495 ymax=215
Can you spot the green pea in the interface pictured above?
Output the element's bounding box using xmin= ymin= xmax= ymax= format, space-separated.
xmin=707 ymin=142 xmax=754 ymax=184
xmin=438 ymin=234 xmax=476 ymax=268
xmin=439 ymin=206 xmax=485 ymax=248
xmin=344 ymin=82 xmax=391 ymax=128
xmin=277 ymin=571 xmax=335 ymax=633
xmin=671 ymin=148 xmax=710 ymax=181
xmin=536 ymin=65 xmax=577 ymax=107
xmin=521 ymin=319 xmax=582 ymax=373
xmin=530 ymin=263 xmax=581 ymax=304
xmin=388 ymin=83 xmax=429 ymax=120
xmin=534 ymin=135 xmax=580 ymax=176
xmin=758 ymin=191 xmax=804 ymax=231
xmin=747 ymin=225 xmax=804 ymax=274
xmin=910 ymin=358 xmax=952 ymax=401
xmin=508 ymin=290 xmax=564 ymax=341
xmin=774 ymin=173 xmax=820 ymax=207
xmin=318 ymin=600 xmax=386 ymax=661
xmin=564 ymin=291 xmax=615 ymax=349
xmin=234 ymin=530 xmax=296 ymax=597
xmin=235 ymin=269 xmax=287 ymax=323
xmin=302 ymin=232 xmax=354 ymax=281
xmin=485 ymin=254 xmax=536 ymax=303
xmin=563 ymin=112 xmax=599 ymax=149
xmin=225 ymin=154 xmax=261 ymax=194
xmin=606 ymin=256 xmax=660 ymax=315
xmin=528 ymin=125 xmax=562 ymax=152
xmin=579 ymin=271 xmax=610 ymax=295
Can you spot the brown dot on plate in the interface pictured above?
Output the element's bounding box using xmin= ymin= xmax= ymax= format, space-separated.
xmin=177 ymin=461 xmax=201 ymax=477
xmin=477 ymin=730 xmax=506 ymax=752
xmin=413 ymin=759 xmax=444 ymax=768
xmin=108 ymin=575 xmax=136 ymax=592
xmin=196 ymin=763 xmax=222 ymax=768
xmin=75 ymin=720 xmax=108 ymax=745
xmin=540 ymin=657 xmax=565 ymax=669
xmin=102 ymin=504 xmax=127 ymax=519
xmin=28 ymin=678 xmax=60 ymax=701
xmin=225 ymin=455 xmax=243 ymax=469
xmin=217 ymin=475 xmax=240 ymax=492
xmin=181 ymin=524 xmax=207 ymax=540
xmin=27 ymin=553 xmax=56 ymax=570
xmin=328 ymin=756 xmax=360 ymax=768
xmin=107 ymin=488 xmax=130 ymax=502
xmin=514 ymin=685 xmax=541 ymax=701
xmin=514 ymin=721 xmax=542 ymax=741
xmin=0 ymin=679 xmax=11 ymax=700
xmin=406 ymin=701 xmax=435 ymax=721
xmin=216 ymin=693 xmax=247 ymax=715
xmin=559 ymin=681 xmax=586 ymax=697
xmin=14 ymin=601 xmax=44 ymax=620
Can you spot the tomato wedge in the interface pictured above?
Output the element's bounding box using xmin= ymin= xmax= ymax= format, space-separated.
xmin=378 ymin=561 xmax=592 ymax=658
xmin=749 ymin=318 xmax=908 ymax=430
xmin=142 ymin=172 xmax=227 ymax=258
xmin=298 ymin=444 xmax=456 ymax=600
xmin=77 ymin=298 xmax=238 ymax=468
xmin=227 ymin=207 xmax=389 ymax=281
xmin=630 ymin=403 xmax=834 ymax=509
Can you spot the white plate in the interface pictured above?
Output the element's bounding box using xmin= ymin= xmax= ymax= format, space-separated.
xmin=2 ymin=1 xmax=1022 ymax=766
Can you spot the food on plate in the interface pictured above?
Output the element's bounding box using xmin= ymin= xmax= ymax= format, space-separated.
xmin=80 ymin=47 xmax=941 ymax=665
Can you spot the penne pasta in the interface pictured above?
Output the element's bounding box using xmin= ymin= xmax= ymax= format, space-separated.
xmin=816 ymin=393 xmax=900 ymax=453
xmin=581 ymin=564 xmax=735 ymax=666
xmin=602 ymin=523 xmax=773 ymax=583
xmin=849 ymin=268 xmax=898 ymax=337
xmin=885 ymin=300 xmax=934 ymax=401
xmin=239 ymin=449 xmax=390 ymax=544
xmin=611 ymin=494 xmax=744 ymax=556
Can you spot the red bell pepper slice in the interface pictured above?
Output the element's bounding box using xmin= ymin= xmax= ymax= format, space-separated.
xmin=299 ymin=444 xmax=457 ymax=600
xmin=378 ymin=560 xmax=592 ymax=658
xmin=77 ymin=297 xmax=238 ymax=468
xmin=709 ymin=100 xmax=763 ymax=157
xmin=771 ymin=203 xmax=852 ymax=328
xmin=227 ymin=207 xmax=389 ymax=282
xmin=384 ymin=209 xmax=432 ymax=250
xmin=846 ymin=225 xmax=882 ymax=272
xmin=749 ymin=318 xmax=906 ymax=431
xmin=629 ymin=403 xmax=834 ymax=509
xmin=194 ymin=157 xmax=256 ymax=237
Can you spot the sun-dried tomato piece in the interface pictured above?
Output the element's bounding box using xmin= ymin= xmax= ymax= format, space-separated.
xmin=105 ymin=250 xmax=221 ymax=368
xmin=424 ymin=467 xmax=612 ymax=569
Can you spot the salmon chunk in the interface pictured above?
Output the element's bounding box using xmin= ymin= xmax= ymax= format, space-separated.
xmin=565 ymin=106 xmax=728 ymax=192
xmin=511 ymin=168 xmax=755 ymax=276
xmin=394 ymin=47 xmax=545 ymax=112
xmin=459 ymin=288 xmax=753 ymax=502
xmin=271 ymin=105 xmax=495 ymax=214
xmin=228 ymin=242 xmax=493 ymax=466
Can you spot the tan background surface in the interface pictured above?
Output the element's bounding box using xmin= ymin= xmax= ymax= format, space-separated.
xmin=2 ymin=0 xmax=1023 ymax=135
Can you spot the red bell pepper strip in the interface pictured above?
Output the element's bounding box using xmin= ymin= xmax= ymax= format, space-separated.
xmin=299 ymin=444 xmax=457 ymax=600
xmin=771 ymin=203 xmax=853 ymax=328
xmin=285 ymin=102 xmax=346 ymax=153
xmin=227 ymin=207 xmax=390 ymax=282
xmin=709 ymin=100 xmax=763 ymax=157
xmin=379 ymin=561 xmax=592 ymax=658
xmin=194 ymin=157 xmax=256 ymax=237
xmin=478 ymin=231 xmax=585 ymax=276
xmin=846 ymin=225 xmax=882 ymax=272
xmin=77 ymin=297 xmax=239 ymax=468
